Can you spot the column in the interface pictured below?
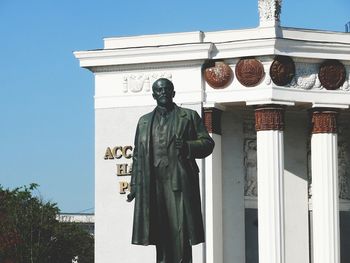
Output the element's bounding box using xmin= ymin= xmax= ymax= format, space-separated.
xmin=203 ymin=107 xmax=223 ymax=263
xmin=311 ymin=109 xmax=340 ymax=263
xmin=255 ymin=105 xmax=286 ymax=263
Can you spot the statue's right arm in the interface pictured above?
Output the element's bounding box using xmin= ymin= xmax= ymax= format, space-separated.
xmin=127 ymin=124 xmax=139 ymax=202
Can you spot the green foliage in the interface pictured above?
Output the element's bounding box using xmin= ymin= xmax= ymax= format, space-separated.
xmin=0 ymin=184 xmax=94 ymax=263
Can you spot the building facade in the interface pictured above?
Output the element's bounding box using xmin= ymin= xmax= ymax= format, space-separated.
xmin=75 ymin=1 xmax=350 ymax=262
xmin=58 ymin=213 xmax=95 ymax=236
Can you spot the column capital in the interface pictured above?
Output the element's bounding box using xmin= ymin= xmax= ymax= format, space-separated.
xmin=311 ymin=108 xmax=338 ymax=134
xmin=203 ymin=107 xmax=222 ymax=135
xmin=254 ymin=105 xmax=285 ymax=131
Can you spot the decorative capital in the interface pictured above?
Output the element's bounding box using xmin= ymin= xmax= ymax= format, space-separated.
xmin=255 ymin=105 xmax=285 ymax=131
xmin=258 ymin=0 xmax=282 ymax=27
xmin=203 ymin=108 xmax=222 ymax=135
xmin=311 ymin=109 xmax=338 ymax=134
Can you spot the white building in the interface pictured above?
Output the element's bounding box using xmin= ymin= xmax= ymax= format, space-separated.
xmin=58 ymin=213 xmax=95 ymax=236
xmin=75 ymin=1 xmax=350 ymax=262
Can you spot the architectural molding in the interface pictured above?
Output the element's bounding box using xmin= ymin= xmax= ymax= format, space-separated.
xmin=90 ymin=61 xmax=204 ymax=73
xmin=274 ymin=38 xmax=350 ymax=61
xmin=74 ymin=43 xmax=214 ymax=69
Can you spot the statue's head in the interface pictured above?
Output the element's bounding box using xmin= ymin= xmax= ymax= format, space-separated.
xmin=152 ymin=78 xmax=175 ymax=108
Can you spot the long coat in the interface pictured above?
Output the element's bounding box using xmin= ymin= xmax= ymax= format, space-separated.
xmin=130 ymin=104 xmax=214 ymax=246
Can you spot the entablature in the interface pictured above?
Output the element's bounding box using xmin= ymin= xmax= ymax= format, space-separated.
xmin=75 ymin=26 xmax=350 ymax=109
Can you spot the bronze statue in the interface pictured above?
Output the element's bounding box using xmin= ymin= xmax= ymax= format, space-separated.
xmin=127 ymin=78 xmax=214 ymax=263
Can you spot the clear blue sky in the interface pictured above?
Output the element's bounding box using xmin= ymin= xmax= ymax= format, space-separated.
xmin=0 ymin=0 xmax=349 ymax=213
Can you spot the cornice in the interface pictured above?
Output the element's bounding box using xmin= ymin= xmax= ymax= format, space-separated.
xmin=75 ymin=27 xmax=350 ymax=73
xmin=275 ymin=38 xmax=350 ymax=61
xmin=74 ymin=43 xmax=213 ymax=70
xmin=104 ymin=31 xmax=204 ymax=49
xmin=213 ymin=38 xmax=277 ymax=59
xmin=211 ymin=37 xmax=350 ymax=61
xmin=90 ymin=60 xmax=204 ymax=73
xmin=280 ymin=27 xmax=350 ymax=45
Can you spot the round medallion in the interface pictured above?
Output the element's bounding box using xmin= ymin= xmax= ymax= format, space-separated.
xmin=270 ymin=56 xmax=295 ymax=86
xmin=204 ymin=61 xmax=233 ymax=89
xmin=318 ymin=60 xmax=346 ymax=90
xmin=235 ymin=58 xmax=265 ymax=87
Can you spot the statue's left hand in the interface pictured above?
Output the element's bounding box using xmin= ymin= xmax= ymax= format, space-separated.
xmin=175 ymin=138 xmax=189 ymax=156
xmin=127 ymin=192 xmax=135 ymax=202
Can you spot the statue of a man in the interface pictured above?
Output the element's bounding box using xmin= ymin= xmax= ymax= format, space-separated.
xmin=127 ymin=78 xmax=214 ymax=263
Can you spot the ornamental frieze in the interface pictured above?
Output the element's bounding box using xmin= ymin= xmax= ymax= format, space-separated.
xmin=287 ymin=62 xmax=350 ymax=91
xmin=243 ymin=118 xmax=257 ymax=197
xmin=289 ymin=63 xmax=321 ymax=90
xmin=122 ymin=72 xmax=172 ymax=93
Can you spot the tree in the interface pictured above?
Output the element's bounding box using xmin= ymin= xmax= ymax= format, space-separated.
xmin=0 ymin=184 xmax=94 ymax=263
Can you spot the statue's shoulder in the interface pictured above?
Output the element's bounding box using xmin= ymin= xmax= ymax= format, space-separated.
xmin=176 ymin=105 xmax=200 ymax=118
xmin=137 ymin=110 xmax=154 ymax=124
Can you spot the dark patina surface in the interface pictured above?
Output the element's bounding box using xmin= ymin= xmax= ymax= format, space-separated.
xmin=319 ymin=60 xmax=346 ymax=90
xmin=128 ymin=78 xmax=214 ymax=263
xmin=270 ymin=55 xmax=295 ymax=86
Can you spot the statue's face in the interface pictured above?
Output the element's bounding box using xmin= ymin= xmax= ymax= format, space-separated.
xmin=152 ymin=79 xmax=175 ymax=107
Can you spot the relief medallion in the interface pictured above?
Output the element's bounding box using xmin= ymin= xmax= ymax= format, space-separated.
xmin=235 ymin=58 xmax=265 ymax=87
xmin=270 ymin=55 xmax=295 ymax=86
xmin=318 ymin=60 xmax=346 ymax=90
xmin=203 ymin=61 xmax=233 ymax=89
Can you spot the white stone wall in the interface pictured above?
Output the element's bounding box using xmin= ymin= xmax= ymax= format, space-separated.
xmin=221 ymin=111 xmax=246 ymax=263
xmin=94 ymin=63 xmax=205 ymax=262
